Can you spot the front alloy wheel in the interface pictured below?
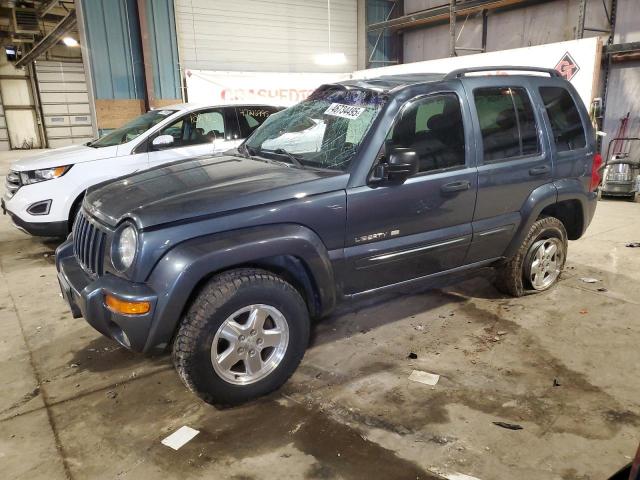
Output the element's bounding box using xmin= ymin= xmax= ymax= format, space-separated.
xmin=173 ymin=268 xmax=310 ymax=406
xmin=211 ymin=304 xmax=289 ymax=385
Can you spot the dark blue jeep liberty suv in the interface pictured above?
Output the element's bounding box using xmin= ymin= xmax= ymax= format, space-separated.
xmin=56 ymin=67 xmax=601 ymax=405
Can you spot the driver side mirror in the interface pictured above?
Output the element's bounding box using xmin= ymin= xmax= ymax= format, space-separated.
xmin=152 ymin=134 xmax=174 ymax=150
xmin=370 ymin=147 xmax=419 ymax=184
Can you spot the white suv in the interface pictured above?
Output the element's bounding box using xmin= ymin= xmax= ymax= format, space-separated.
xmin=2 ymin=103 xmax=280 ymax=236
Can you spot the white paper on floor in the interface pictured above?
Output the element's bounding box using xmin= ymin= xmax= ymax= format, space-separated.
xmin=579 ymin=277 xmax=599 ymax=283
xmin=444 ymin=472 xmax=482 ymax=480
xmin=161 ymin=426 xmax=200 ymax=450
xmin=408 ymin=369 xmax=440 ymax=386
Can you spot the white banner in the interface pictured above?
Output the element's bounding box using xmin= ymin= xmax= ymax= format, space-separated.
xmin=352 ymin=37 xmax=602 ymax=108
xmin=185 ymin=70 xmax=350 ymax=107
xmin=185 ymin=38 xmax=602 ymax=110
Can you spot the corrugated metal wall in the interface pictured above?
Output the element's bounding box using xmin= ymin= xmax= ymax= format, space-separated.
xmin=403 ymin=0 xmax=609 ymax=62
xmin=81 ymin=0 xmax=145 ymax=99
xmin=174 ymin=0 xmax=358 ymax=73
xmin=146 ymin=0 xmax=181 ymax=100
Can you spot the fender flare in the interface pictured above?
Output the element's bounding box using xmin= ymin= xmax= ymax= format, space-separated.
xmin=503 ymin=182 xmax=558 ymax=258
xmin=143 ymin=223 xmax=337 ymax=352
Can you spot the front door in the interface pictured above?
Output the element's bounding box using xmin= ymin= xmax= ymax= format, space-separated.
xmin=147 ymin=108 xmax=226 ymax=167
xmin=344 ymin=89 xmax=478 ymax=295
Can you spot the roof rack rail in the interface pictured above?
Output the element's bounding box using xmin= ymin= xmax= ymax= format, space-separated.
xmin=444 ymin=66 xmax=560 ymax=80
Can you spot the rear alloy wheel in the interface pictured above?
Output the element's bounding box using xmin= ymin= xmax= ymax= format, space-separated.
xmin=524 ymin=237 xmax=564 ymax=291
xmin=173 ymin=268 xmax=309 ymax=406
xmin=494 ymin=216 xmax=568 ymax=297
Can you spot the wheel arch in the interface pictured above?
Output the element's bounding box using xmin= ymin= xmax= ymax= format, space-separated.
xmin=504 ymin=182 xmax=558 ymax=259
xmin=68 ymin=190 xmax=86 ymax=228
xmin=538 ymin=199 xmax=584 ymax=240
xmin=143 ymin=224 xmax=337 ymax=352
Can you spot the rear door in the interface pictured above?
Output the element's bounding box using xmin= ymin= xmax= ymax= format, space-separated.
xmin=462 ymin=78 xmax=552 ymax=263
xmin=343 ymin=86 xmax=478 ymax=294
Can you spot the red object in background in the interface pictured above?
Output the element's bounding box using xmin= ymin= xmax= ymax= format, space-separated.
xmin=609 ymin=443 xmax=640 ymax=480
xmin=590 ymin=152 xmax=603 ymax=191
xmin=630 ymin=443 xmax=640 ymax=480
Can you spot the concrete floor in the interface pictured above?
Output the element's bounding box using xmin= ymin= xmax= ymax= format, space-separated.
xmin=1 ymin=151 xmax=639 ymax=479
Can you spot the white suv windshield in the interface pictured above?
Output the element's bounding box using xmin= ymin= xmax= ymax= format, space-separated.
xmin=245 ymin=87 xmax=387 ymax=171
xmin=89 ymin=109 xmax=177 ymax=148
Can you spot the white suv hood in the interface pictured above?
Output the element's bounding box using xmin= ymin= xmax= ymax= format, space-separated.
xmin=10 ymin=144 xmax=119 ymax=172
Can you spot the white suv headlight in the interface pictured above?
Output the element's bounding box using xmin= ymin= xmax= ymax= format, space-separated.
xmin=113 ymin=225 xmax=138 ymax=271
xmin=20 ymin=165 xmax=71 ymax=184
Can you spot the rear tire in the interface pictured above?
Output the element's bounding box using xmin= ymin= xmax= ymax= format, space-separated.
xmin=494 ymin=217 xmax=567 ymax=297
xmin=173 ymin=268 xmax=310 ymax=406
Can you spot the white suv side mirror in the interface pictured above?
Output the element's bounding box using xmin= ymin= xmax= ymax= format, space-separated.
xmin=152 ymin=134 xmax=175 ymax=149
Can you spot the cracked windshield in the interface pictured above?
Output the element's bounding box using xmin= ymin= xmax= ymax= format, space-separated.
xmin=245 ymin=87 xmax=387 ymax=171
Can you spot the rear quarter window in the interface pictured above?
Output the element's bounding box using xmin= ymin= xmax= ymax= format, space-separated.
xmin=539 ymin=86 xmax=586 ymax=152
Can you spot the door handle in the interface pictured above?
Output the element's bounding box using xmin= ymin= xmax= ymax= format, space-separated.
xmin=529 ymin=165 xmax=551 ymax=176
xmin=441 ymin=180 xmax=471 ymax=193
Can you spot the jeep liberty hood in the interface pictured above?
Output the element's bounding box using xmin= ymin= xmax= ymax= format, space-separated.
xmin=84 ymin=155 xmax=348 ymax=228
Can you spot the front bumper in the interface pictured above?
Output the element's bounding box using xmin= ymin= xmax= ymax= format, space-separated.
xmin=56 ymin=240 xmax=158 ymax=352
xmin=2 ymin=197 xmax=68 ymax=237
xmin=601 ymin=181 xmax=636 ymax=196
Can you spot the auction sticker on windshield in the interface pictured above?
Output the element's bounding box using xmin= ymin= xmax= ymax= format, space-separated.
xmin=324 ymin=103 xmax=365 ymax=119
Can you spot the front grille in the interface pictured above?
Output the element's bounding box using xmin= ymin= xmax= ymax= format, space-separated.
xmin=73 ymin=211 xmax=107 ymax=276
xmin=5 ymin=171 xmax=21 ymax=198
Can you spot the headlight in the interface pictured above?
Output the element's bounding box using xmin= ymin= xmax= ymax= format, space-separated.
xmin=113 ymin=225 xmax=138 ymax=272
xmin=20 ymin=165 xmax=71 ymax=184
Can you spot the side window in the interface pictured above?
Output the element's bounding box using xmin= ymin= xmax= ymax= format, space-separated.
xmin=156 ymin=110 xmax=225 ymax=149
xmin=474 ymin=87 xmax=540 ymax=162
xmin=539 ymin=86 xmax=586 ymax=152
xmin=386 ymin=93 xmax=466 ymax=173
xmin=190 ymin=110 xmax=225 ymax=144
xmin=158 ymin=118 xmax=185 ymax=147
xmin=237 ymin=107 xmax=279 ymax=138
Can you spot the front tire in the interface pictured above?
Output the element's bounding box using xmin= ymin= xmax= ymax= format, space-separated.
xmin=173 ymin=268 xmax=310 ymax=406
xmin=494 ymin=217 xmax=567 ymax=297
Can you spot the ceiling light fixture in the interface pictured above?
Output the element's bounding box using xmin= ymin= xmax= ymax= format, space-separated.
xmin=62 ymin=37 xmax=79 ymax=47
xmin=314 ymin=0 xmax=347 ymax=66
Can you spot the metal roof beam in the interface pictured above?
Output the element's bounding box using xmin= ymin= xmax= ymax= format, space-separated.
xmin=38 ymin=0 xmax=59 ymax=18
xmin=15 ymin=9 xmax=75 ymax=67
xmin=367 ymin=0 xmax=554 ymax=32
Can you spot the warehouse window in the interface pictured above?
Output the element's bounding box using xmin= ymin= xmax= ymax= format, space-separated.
xmin=386 ymin=93 xmax=466 ymax=173
xmin=474 ymin=87 xmax=540 ymax=162
xmin=539 ymin=87 xmax=586 ymax=152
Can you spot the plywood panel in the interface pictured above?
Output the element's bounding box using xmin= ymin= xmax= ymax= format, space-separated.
xmin=95 ymin=99 xmax=145 ymax=129
xmin=151 ymin=98 xmax=182 ymax=108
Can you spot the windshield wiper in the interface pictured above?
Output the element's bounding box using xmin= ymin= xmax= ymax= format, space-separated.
xmin=264 ymin=148 xmax=305 ymax=169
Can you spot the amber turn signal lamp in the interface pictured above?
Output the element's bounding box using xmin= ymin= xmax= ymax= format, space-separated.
xmin=53 ymin=166 xmax=68 ymax=177
xmin=105 ymin=294 xmax=150 ymax=315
